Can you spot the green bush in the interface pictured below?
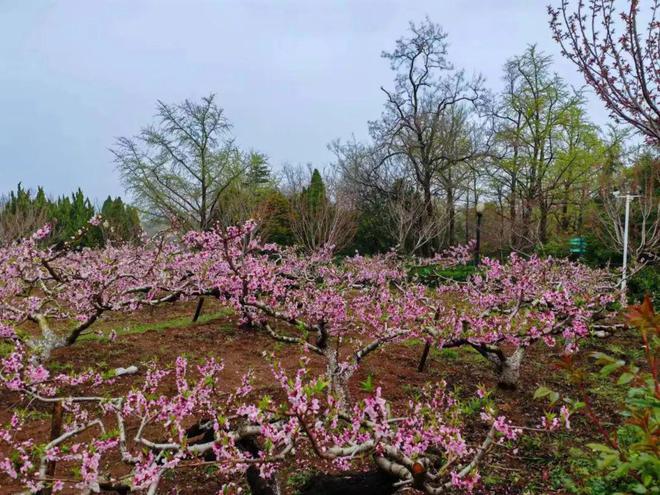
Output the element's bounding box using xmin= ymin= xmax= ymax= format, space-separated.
xmin=409 ymin=263 xmax=478 ymax=286
xmin=628 ymin=265 xmax=660 ymax=307
xmin=537 ymin=237 xmax=571 ymax=258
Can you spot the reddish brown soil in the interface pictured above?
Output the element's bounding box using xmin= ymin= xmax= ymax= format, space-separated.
xmin=0 ymin=301 xmax=634 ymax=494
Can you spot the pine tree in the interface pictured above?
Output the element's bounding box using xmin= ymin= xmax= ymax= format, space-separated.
xmin=1 ymin=185 xmax=141 ymax=246
xmin=101 ymin=196 xmax=142 ymax=243
xmin=245 ymin=152 xmax=271 ymax=187
xmin=302 ymin=169 xmax=327 ymax=213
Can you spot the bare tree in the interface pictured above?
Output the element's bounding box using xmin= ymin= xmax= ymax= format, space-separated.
xmin=599 ymin=152 xmax=660 ymax=269
xmin=284 ymin=165 xmax=356 ymax=252
xmin=433 ymin=106 xmax=483 ymax=244
xmin=388 ymin=184 xmax=447 ymax=254
xmin=112 ymin=94 xmax=249 ymax=231
xmin=331 ymin=19 xmax=488 ymax=253
xmin=548 ymin=0 xmax=660 ymax=145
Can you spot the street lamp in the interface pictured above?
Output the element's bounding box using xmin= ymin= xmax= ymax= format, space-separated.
xmin=475 ymin=202 xmax=485 ymax=265
xmin=613 ymin=191 xmax=639 ymax=303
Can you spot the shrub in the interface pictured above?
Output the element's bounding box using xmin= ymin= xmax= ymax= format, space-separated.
xmin=628 ymin=265 xmax=660 ymax=308
xmin=537 ymin=295 xmax=659 ymax=494
xmin=409 ymin=263 xmax=478 ymax=285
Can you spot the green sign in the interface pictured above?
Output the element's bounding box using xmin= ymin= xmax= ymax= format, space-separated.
xmin=569 ymin=237 xmax=586 ymax=255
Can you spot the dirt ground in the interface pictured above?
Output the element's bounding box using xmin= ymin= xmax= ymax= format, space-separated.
xmin=0 ymin=299 xmax=634 ymax=494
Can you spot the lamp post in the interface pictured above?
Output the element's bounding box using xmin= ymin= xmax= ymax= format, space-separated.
xmin=475 ymin=202 xmax=485 ymax=265
xmin=613 ymin=191 xmax=639 ymax=304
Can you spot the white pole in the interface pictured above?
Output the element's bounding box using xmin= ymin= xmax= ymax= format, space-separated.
xmin=621 ymin=194 xmax=631 ymax=303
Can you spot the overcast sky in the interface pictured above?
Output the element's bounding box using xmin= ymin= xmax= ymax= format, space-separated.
xmin=0 ymin=0 xmax=611 ymax=203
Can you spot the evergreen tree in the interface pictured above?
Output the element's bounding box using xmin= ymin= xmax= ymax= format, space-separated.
xmin=258 ymin=189 xmax=294 ymax=246
xmin=0 ymin=184 xmax=52 ymax=243
xmin=101 ymin=196 xmax=142 ymax=243
xmin=302 ymin=169 xmax=327 ymax=213
xmin=245 ymin=152 xmax=271 ymax=187
xmin=0 ymin=185 xmax=141 ymax=246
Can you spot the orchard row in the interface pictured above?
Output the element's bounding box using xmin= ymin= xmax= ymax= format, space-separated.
xmin=0 ymin=219 xmax=617 ymax=493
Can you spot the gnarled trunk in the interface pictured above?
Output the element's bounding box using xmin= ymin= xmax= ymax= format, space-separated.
xmin=473 ymin=344 xmax=525 ymax=389
xmin=326 ymin=351 xmax=352 ymax=409
xmin=495 ymin=347 xmax=525 ymax=389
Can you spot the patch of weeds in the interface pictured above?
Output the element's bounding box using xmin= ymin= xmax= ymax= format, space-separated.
xmin=204 ymin=464 xmax=219 ymax=476
xmin=586 ymin=372 xmax=626 ymax=403
xmin=401 ymin=383 xmax=421 ymax=400
xmin=460 ymin=395 xmax=491 ymax=417
xmin=178 ymin=351 xmax=196 ymax=362
xmin=431 ymin=347 xmax=459 ymax=360
xmin=403 ymin=338 xmax=424 ymax=348
xmin=217 ymin=322 xmax=236 ymax=335
xmin=481 ymin=472 xmax=506 ymax=487
xmin=519 ymin=433 xmax=544 ymax=454
xmin=550 ymin=465 xmax=579 ymax=493
xmin=604 ymin=343 xmax=644 ymax=363
xmin=542 ymin=442 xmax=566 ymax=464
xmin=106 ymin=346 xmax=128 ymax=358
xmin=517 ymin=480 xmax=542 ymax=494
xmin=450 ymin=345 xmax=486 ymax=366
xmin=47 ymin=361 xmax=74 ymax=373
xmin=14 ymin=407 xmax=51 ymax=422
xmin=360 ymin=373 xmax=375 ymax=392
xmin=287 ymin=469 xmax=319 ymax=493
xmin=0 ymin=340 xmax=15 ymax=358
xmin=79 ymin=308 xmax=235 ymax=341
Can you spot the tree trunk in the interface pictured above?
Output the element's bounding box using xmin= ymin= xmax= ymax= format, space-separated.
xmin=509 ymin=174 xmax=517 ymax=248
xmin=465 ymin=189 xmax=470 ymax=244
xmin=185 ymin=417 xmax=282 ymax=495
xmin=417 ymin=341 xmax=432 ymax=372
xmin=447 ymin=187 xmax=455 ymax=247
xmin=422 ymin=186 xmax=436 ymax=254
xmin=37 ymin=402 xmax=63 ymax=495
xmin=238 ymin=437 xmax=282 ymax=495
xmin=560 ymin=183 xmax=570 ymax=233
xmin=192 ymin=296 xmax=205 ymax=322
xmin=577 ymin=186 xmax=586 ymax=232
xmin=520 ymin=198 xmax=533 ymax=251
xmin=326 ymin=351 xmax=351 ymax=409
xmin=496 ymin=348 xmax=525 ymax=389
xmin=539 ymin=203 xmax=549 ymax=244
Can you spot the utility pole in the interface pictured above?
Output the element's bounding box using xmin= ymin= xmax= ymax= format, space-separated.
xmin=614 ymin=191 xmax=639 ymax=304
xmin=475 ymin=202 xmax=485 ymax=266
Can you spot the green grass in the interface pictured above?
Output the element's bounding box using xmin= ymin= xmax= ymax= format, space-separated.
xmin=603 ymin=342 xmax=644 ymax=363
xmin=403 ymin=337 xmax=424 ymax=348
xmin=403 ymin=338 xmax=485 ymax=367
xmin=432 ymin=347 xmax=459 ymax=360
xmin=13 ymin=407 xmax=51 ymax=423
xmin=586 ymin=372 xmax=627 ymax=403
xmin=288 ymin=469 xmax=319 ymax=493
xmin=80 ymin=307 xmax=235 ymax=342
